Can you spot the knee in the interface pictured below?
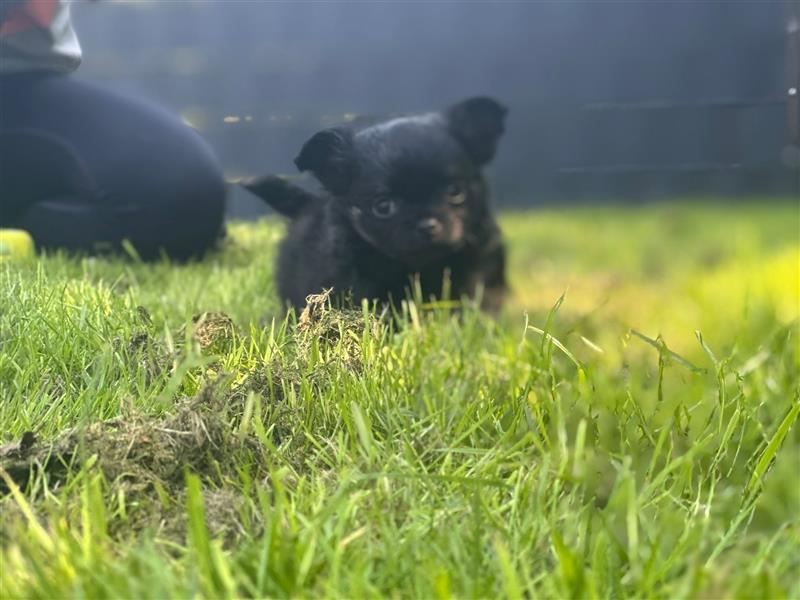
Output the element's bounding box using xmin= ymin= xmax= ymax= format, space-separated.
xmin=176 ymin=131 xmax=227 ymax=219
xmin=144 ymin=128 xmax=228 ymax=260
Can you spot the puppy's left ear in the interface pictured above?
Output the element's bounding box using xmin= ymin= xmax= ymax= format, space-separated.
xmin=445 ymin=97 xmax=507 ymax=165
xmin=294 ymin=128 xmax=356 ymax=195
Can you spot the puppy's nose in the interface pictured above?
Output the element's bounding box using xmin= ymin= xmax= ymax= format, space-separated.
xmin=417 ymin=218 xmax=443 ymax=237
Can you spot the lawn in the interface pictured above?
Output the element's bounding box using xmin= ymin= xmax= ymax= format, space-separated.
xmin=1 ymin=201 xmax=798 ymax=599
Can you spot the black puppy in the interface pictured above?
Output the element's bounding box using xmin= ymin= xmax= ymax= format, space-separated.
xmin=243 ymin=96 xmax=508 ymax=311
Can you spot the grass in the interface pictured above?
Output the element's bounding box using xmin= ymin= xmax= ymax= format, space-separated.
xmin=0 ymin=200 xmax=798 ymax=599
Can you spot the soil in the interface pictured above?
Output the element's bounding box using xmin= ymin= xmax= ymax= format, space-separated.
xmin=0 ymin=294 xmax=379 ymax=546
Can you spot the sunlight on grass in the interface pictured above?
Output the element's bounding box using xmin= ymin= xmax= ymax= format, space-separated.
xmin=504 ymin=202 xmax=799 ymax=360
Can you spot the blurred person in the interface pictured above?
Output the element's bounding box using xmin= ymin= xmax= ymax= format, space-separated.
xmin=0 ymin=0 xmax=226 ymax=260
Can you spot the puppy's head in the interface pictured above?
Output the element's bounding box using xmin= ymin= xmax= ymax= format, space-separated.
xmin=295 ymin=97 xmax=507 ymax=266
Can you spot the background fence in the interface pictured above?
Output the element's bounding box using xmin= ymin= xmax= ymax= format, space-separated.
xmin=72 ymin=1 xmax=799 ymax=217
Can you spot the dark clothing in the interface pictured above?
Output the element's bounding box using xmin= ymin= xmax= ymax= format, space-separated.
xmin=0 ymin=72 xmax=225 ymax=260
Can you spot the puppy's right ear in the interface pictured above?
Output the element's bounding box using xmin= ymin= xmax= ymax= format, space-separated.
xmin=446 ymin=97 xmax=507 ymax=166
xmin=294 ymin=128 xmax=356 ymax=195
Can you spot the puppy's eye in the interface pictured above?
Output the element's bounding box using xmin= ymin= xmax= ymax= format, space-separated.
xmin=446 ymin=183 xmax=466 ymax=205
xmin=372 ymin=199 xmax=397 ymax=218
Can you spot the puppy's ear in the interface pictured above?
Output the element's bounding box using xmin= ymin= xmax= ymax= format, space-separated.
xmin=445 ymin=97 xmax=507 ymax=165
xmin=294 ymin=128 xmax=356 ymax=195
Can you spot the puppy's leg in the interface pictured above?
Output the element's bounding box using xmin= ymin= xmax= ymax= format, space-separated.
xmin=241 ymin=175 xmax=320 ymax=218
xmin=475 ymin=237 xmax=508 ymax=313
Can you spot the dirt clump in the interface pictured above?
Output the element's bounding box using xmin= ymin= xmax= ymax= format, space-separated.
xmin=0 ymin=300 xmax=380 ymax=545
xmin=296 ymin=289 xmax=382 ymax=370
xmin=191 ymin=311 xmax=238 ymax=355
xmin=0 ymin=387 xmax=262 ymax=543
xmin=1 ymin=388 xmax=240 ymax=492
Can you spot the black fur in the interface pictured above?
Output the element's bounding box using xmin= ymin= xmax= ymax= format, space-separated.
xmin=241 ymin=175 xmax=318 ymax=219
xmin=242 ymin=96 xmax=508 ymax=311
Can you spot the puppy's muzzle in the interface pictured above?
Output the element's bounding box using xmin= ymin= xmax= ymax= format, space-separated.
xmin=417 ymin=218 xmax=443 ymax=238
